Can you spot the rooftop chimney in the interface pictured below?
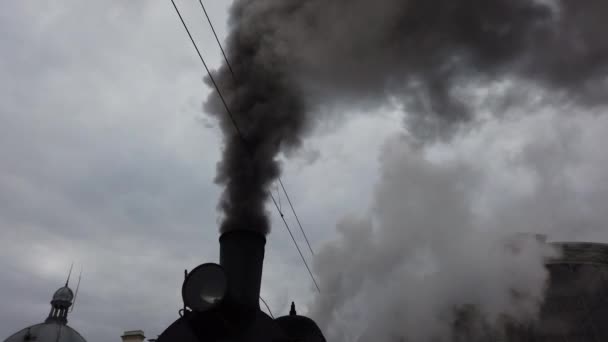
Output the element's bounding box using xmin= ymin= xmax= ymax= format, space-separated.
xmin=219 ymin=230 xmax=265 ymax=314
xmin=121 ymin=330 xmax=145 ymax=342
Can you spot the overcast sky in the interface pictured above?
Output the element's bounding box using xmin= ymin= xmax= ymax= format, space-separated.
xmin=0 ymin=1 xmax=398 ymax=340
xmin=2 ymin=1 xmax=608 ymax=342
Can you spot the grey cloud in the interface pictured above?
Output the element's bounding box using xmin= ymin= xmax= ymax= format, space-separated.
xmin=309 ymin=135 xmax=555 ymax=341
xmin=4 ymin=1 xmax=608 ymax=341
xmin=2 ymin=0 xmax=348 ymax=339
xmin=0 ymin=1 xmax=232 ymax=341
xmin=208 ymin=0 xmax=608 ymax=237
xmin=482 ymin=114 xmax=608 ymax=242
xmin=308 ymin=106 xmax=608 ymax=341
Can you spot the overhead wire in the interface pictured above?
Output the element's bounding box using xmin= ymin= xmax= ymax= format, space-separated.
xmin=169 ymin=0 xmax=243 ymax=140
xmin=278 ymin=178 xmax=315 ymax=256
xmin=270 ymin=195 xmax=321 ymax=292
xmin=276 ymin=183 xmax=282 ymax=212
xmin=169 ymin=0 xmax=320 ymax=292
xmin=196 ymin=0 xmax=235 ymax=80
xmin=195 ymin=0 xmax=315 ymax=257
xmin=259 ymin=296 xmax=275 ymax=319
xmin=69 ymin=267 xmax=83 ymax=313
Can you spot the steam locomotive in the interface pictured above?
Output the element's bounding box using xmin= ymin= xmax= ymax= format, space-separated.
xmin=156 ymin=230 xmax=326 ymax=342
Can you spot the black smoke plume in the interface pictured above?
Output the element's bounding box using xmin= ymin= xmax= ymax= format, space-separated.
xmin=205 ymin=0 xmax=608 ymax=234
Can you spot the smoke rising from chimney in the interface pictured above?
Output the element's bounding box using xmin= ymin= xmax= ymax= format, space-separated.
xmin=205 ymin=0 xmax=608 ymax=235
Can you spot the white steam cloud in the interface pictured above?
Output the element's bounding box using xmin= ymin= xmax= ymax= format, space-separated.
xmin=308 ymin=102 xmax=608 ymax=341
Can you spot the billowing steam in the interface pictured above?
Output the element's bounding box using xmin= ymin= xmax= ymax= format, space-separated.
xmin=308 ymin=134 xmax=560 ymax=341
xmin=307 ymin=105 xmax=608 ymax=341
xmin=206 ymin=0 xmax=608 ymax=234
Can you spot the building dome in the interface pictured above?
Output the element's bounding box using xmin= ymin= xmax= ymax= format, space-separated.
xmin=3 ymin=273 xmax=86 ymax=342
xmin=52 ymin=286 xmax=74 ymax=302
xmin=275 ymin=302 xmax=326 ymax=342
xmin=3 ymin=323 xmax=86 ymax=342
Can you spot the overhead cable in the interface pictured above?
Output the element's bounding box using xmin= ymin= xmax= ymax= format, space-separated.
xmin=196 ymin=0 xmax=315 ymax=257
xmin=169 ymin=0 xmax=320 ymax=292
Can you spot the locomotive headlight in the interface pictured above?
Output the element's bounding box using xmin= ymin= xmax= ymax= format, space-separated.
xmin=182 ymin=263 xmax=227 ymax=312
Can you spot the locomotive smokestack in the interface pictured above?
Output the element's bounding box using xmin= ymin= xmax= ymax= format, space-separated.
xmin=219 ymin=230 xmax=265 ymax=314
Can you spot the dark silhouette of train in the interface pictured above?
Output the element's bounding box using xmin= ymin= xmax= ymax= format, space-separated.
xmin=156 ymin=230 xmax=326 ymax=342
xmin=157 ymin=230 xmax=608 ymax=341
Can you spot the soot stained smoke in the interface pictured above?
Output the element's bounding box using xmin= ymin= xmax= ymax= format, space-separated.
xmin=205 ymin=0 xmax=608 ymax=234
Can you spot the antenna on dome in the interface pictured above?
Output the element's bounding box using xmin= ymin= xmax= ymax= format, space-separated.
xmin=70 ymin=267 xmax=83 ymax=313
xmin=65 ymin=262 xmax=74 ymax=287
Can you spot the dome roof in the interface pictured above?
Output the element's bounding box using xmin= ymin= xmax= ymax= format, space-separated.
xmin=3 ymin=323 xmax=86 ymax=342
xmin=52 ymin=286 xmax=74 ymax=302
xmin=275 ymin=302 xmax=326 ymax=342
xmin=275 ymin=315 xmax=326 ymax=342
xmin=3 ymin=268 xmax=86 ymax=342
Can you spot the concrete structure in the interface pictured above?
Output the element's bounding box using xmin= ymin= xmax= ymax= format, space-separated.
xmin=121 ymin=330 xmax=158 ymax=342
xmin=454 ymin=240 xmax=608 ymax=341
xmin=531 ymin=241 xmax=608 ymax=340
xmin=121 ymin=330 xmax=145 ymax=342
